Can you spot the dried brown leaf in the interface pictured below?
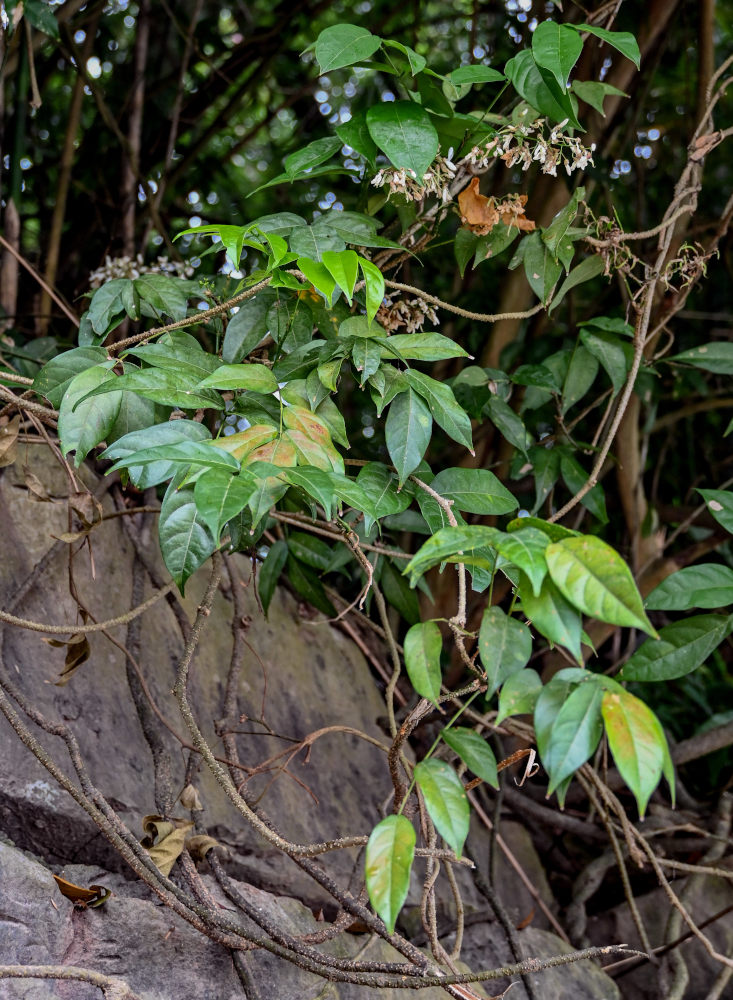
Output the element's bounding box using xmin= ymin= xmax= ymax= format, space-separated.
xmin=179 ymin=783 xmax=203 ymax=811
xmin=0 ymin=415 xmax=20 ymax=469
xmin=53 ymin=874 xmax=111 ymax=908
xmin=141 ymin=815 xmax=194 ymax=877
xmin=185 ymin=834 xmax=224 ymax=862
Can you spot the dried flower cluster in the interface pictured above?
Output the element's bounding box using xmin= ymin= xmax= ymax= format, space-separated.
xmin=465 ymin=116 xmax=596 ymax=177
xmin=89 ymin=254 xmax=194 ymax=289
xmin=370 ymin=155 xmax=459 ymax=203
xmin=377 ymin=293 xmax=440 ymax=333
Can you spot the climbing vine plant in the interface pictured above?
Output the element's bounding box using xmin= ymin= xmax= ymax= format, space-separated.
xmin=23 ymin=17 xmax=733 ymax=942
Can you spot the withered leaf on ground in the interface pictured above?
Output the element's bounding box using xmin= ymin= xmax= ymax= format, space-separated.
xmin=53 ymin=874 xmax=111 ymax=908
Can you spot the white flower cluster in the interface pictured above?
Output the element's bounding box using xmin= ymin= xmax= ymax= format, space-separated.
xmin=370 ymin=155 xmax=459 ymax=203
xmin=377 ymin=293 xmax=439 ymax=333
xmin=88 ymin=254 xmax=195 ymax=289
xmin=465 ymin=117 xmax=596 ymax=177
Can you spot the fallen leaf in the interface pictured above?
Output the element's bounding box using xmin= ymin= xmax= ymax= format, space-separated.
xmin=69 ymin=490 xmax=104 ymax=529
xmin=53 ymin=874 xmax=111 ymax=908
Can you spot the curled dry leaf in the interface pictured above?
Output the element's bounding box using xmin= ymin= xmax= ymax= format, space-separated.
xmin=179 ymin=783 xmax=203 ymax=811
xmin=43 ymin=632 xmax=91 ymax=685
xmin=22 ymin=464 xmax=53 ymax=501
xmin=141 ymin=814 xmax=194 ymax=877
xmin=457 ymin=178 xmax=536 ymax=235
xmin=185 ymin=834 xmax=224 ymax=862
xmin=53 ymin=874 xmax=112 ymax=908
xmin=0 ymin=414 xmax=20 ymax=469
xmin=69 ymin=490 xmax=104 ymax=528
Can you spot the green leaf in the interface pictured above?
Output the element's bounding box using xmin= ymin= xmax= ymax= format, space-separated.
xmin=359 ymin=256 xmax=386 ymax=327
xmin=380 ymin=333 xmax=468 ymax=362
xmin=504 ymin=50 xmax=581 ymax=129
xmin=223 ymin=288 xmax=278 ymax=362
xmin=100 ymin=420 xmax=211 ymax=489
xmin=106 ymin=391 xmax=157 ymax=444
xmin=383 ymin=39 xmax=427 ymax=75
xmin=32 ymin=347 xmax=108 ymax=408
xmin=544 ymin=680 xmax=604 ymax=793
xmin=386 ymin=390 xmax=433 ymax=485
xmin=527 ymin=444 xmax=560 ymax=510
xmin=79 ymin=368 xmax=224 ymax=411
xmin=479 ymin=607 xmax=532 ymax=697
xmin=579 ymin=329 xmax=629 ymax=396
xmin=357 ymin=462 xmax=411 ymax=521
xmin=496 ymin=669 xmax=542 ymax=725
xmin=532 ymin=20 xmax=583 ymax=92
xmin=124 ymin=334 xmax=221 ymax=379
xmin=403 ymin=370 xmax=473 ymax=452
xmin=197 ymin=364 xmax=278 ymax=394
xmin=520 ymin=574 xmax=583 ymax=664
xmin=646 ymin=564 xmax=733 ymax=611
xmin=485 ymin=395 xmax=532 ymax=457
xmin=449 ymin=65 xmax=505 ymax=85
xmin=534 ymin=674 xmax=576 ymax=770
xmin=698 ymin=489 xmax=733 ymax=534
xmin=320 ymin=249 xmax=359 ymax=304
xmin=380 ymin=559 xmax=421 ymax=625
xmin=133 ymin=274 xmax=189 ymax=322
xmin=286 ymin=555 xmax=335 ymax=616
xmin=284 ymin=137 xmax=342 ymax=179
xmin=575 ymin=24 xmax=641 ymax=69
xmin=561 ymin=344 xmax=599 ymax=414
xmin=414 ymin=759 xmax=469 ymax=857
xmin=193 ymin=469 xmax=257 ymax=540
xmin=351 ymin=337 xmax=383 ymax=385
xmin=298 ymin=258 xmax=337 ymax=305
xmin=542 ymin=188 xmax=584 ymax=262
xmin=429 ymin=467 xmax=517 ymax=516
xmin=670 ymin=342 xmax=733 ymax=375
xmin=366 ymin=102 xmax=439 ymax=180
xmin=88 ymin=279 xmax=133 ymax=335
xmin=620 ymin=615 xmax=730 ymax=682
xmin=550 ymin=255 xmax=605 ymax=313
xmin=365 ymin=815 xmax=415 ymax=934
xmin=315 ymin=24 xmax=382 ymax=72
xmin=404 ymin=621 xmax=443 ymax=703
xmin=281 ymin=466 xmax=336 ymax=520
xmin=58 ymin=365 xmax=122 ymax=467
xmin=602 ymin=689 xmax=666 ymax=817
xmin=522 ymin=231 xmax=563 ymax=303
xmin=159 ymin=478 xmax=217 ymax=593
xmin=404 ymin=525 xmax=500 ymax=584
xmin=547 ymin=537 xmax=656 ymax=635
xmin=571 ymin=79 xmax=627 ymax=116
xmin=506 ymin=515 xmax=578 ymax=542
xmin=442 ymin=728 xmax=498 ymax=788
xmin=289 ymin=226 xmax=346 ymax=262
xmin=559 ymin=452 xmax=608 ymax=523
xmin=24 ymin=0 xmax=60 ymax=38
xmin=258 ymin=540 xmax=289 ymax=615
xmin=336 ymin=112 xmax=378 ymax=168
xmin=287 ymin=532 xmax=333 ymax=571
xmin=248 ymin=475 xmax=289 ymax=530
xmin=108 ymin=441 xmax=240 ymax=476
xmin=495 ymin=527 xmax=550 ymax=596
